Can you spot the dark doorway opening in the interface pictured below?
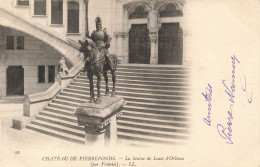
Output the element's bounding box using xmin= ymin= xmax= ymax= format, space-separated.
xmin=7 ymin=66 xmax=24 ymax=96
xmin=158 ymin=23 xmax=183 ymax=65
xmin=129 ymin=24 xmax=151 ymax=64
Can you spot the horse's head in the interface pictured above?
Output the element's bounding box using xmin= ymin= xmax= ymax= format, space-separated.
xmin=79 ymin=38 xmax=99 ymax=63
xmin=78 ymin=39 xmax=92 ymax=56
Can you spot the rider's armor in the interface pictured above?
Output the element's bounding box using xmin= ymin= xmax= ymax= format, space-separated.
xmin=90 ymin=16 xmax=117 ymax=70
xmin=91 ymin=16 xmax=111 ymax=54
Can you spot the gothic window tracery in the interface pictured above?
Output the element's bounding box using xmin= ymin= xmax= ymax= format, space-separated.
xmin=129 ymin=6 xmax=149 ymax=19
xmin=159 ymin=3 xmax=183 ymax=17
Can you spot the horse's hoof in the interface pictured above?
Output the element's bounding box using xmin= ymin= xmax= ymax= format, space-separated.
xmin=105 ymin=92 xmax=109 ymax=96
xmin=95 ymin=98 xmax=101 ymax=104
xmin=111 ymin=92 xmax=116 ymax=97
xmin=89 ymin=98 xmax=94 ymax=103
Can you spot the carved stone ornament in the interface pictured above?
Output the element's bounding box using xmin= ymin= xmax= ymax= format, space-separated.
xmin=113 ymin=32 xmax=128 ymax=38
xmin=116 ymin=111 xmax=124 ymax=121
xmin=149 ymin=32 xmax=157 ymax=42
xmin=75 ymin=96 xmax=125 ymax=133
xmin=84 ymin=119 xmax=111 ymax=134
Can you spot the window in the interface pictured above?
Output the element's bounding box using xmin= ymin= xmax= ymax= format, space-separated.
xmin=68 ymin=1 xmax=79 ymax=33
xmin=7 ymin=36 xmax=14 ymax=50
xmin=34 ymin=0 xmax=46 ymax=15
xmin=129 ymin=6 xmax=149 ymax=19
xmin=159 ymin=4 xmax=183 ymax=18
xmin=48 ymin=66 xmax=55 ymax=83
xmin=38 ymin=66 xmax=45 ymax=83
xmin=17 ymin=0 xmax=29 ymax=6
xmin=51 ymin=0 xmax=63 ymax=24
xmin=17 ymin=36 xmax=24 ymax=50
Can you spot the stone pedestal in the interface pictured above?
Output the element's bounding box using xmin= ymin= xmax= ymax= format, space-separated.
xmin=75 ymin=96 xmax=125 ymax=146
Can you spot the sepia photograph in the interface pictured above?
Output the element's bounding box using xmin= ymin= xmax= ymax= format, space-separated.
xmin=0 ymin=0 xmax=259 ymax=166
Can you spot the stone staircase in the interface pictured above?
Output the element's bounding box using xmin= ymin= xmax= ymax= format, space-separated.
xmin=25 ymin=64 xmax=191 ymax=146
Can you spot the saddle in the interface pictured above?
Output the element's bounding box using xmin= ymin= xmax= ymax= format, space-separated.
xmin=97 ymin=46 xmax=117 ymax=70
xmin=105 ymin=54 xmax=117 ymax=70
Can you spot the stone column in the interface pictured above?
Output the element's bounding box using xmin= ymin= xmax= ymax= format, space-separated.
xmin=75 ymin=96 xmax=125 ymax=146
xmin=45 ymin=65 xmax=48 ymax=83
xmin=63 ymin=0 xmax=68 ymax=33
xmin=83 ymin=0 xmax=89 ymax=36
xmin=180 ymin=22 xmax=192 ymax=65
xmin=114 ymin=3 xmax=127 ymax=64
xmin=114 ymin=32 xmax=128 ymax=64
xmin=149 ymin=32 xmax=158 ymax=64
xmin=0 ymin=66 xmax=7 ymax=97
xmin=148 ymin=3 xmax=158 ymax=64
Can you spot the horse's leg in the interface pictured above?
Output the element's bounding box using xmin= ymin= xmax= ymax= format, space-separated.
xmin=103 ymin=72 xmax=109 ymax=96
xmin=95 ymin=72 xmax=102 ymax=104
xmin=87 ymin=72 xmax=95 ymax=103
xmin=111 ymin=70 xmax=116 ymax=97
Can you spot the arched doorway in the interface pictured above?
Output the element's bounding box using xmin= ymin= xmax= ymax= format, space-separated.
xmin=158 ymin=23 xmax=183 ymax=64
xmin=158 ymin=3 xmax=183 ymax=65
xmin=129 ymin=24 xmax=150 ymax=64
xmin=128 ymin=5 xmax=151 ymax=64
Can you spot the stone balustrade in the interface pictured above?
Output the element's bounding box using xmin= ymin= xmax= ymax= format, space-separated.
xmin=13 ymin=60 xmax=84 ymax=130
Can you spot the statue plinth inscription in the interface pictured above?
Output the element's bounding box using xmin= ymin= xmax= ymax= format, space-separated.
xmin=75 ymin=96 xmax=125 ymax=146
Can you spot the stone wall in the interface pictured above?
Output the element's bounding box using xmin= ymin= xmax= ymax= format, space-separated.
xmin=0 ymin=26 xmax=65 ymax=96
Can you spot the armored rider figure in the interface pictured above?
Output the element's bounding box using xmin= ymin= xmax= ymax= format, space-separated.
xmin=90 ymin=16 xmax=113 ymax=67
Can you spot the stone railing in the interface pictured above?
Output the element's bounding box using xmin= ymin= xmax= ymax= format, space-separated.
xmin=23 ymin=60 xmax=84 ymax=117
xmin=13 ymin=60 xmax=84 ymax=130
xmin=0 ymin=7 xmax=81 ymax=65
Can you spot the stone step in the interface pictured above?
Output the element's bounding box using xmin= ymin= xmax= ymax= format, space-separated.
xmin=125 ymin=101 xmax=189 ymax=111
xmin=63 ymin=87 xmax=190 ymax=98
xmin=61 ymin=90 xmax=190 ymax=101
xmin=77 ymin=74 xmax=189 ymax=83
xmin=30 ymin=119 xmax=85 ymax=137
xmin=70 ymin=80 xmax=190 ymax=91
xmin=101 ymin=71 xmax=190 ymax=78
xmin=123 ymin=105 xmax=189 ymax=116
xmin=115 ymin=67 xmax=189 ymax=74
xmin=39 ymin=110 xmax=77 ymax=123
xmin=117 ymin=120 xmax=190 ymax=134
xmin=26 ymin=123 xmax=85 ymax=144
xmin=58 ymin=90 xmax=189 ymax=111
xmin=122 ymin=110 xmax=190 ymax=122
xmin=52 ymin=98 xmax=80 ymax=108
xmin=117 ymin=64 xmax=190 ymax=71
xmin=44 ymin=106 xmax=76 ymax=117
xmin=57 ymin=92 xmax=189 ymax=106
xmin=74 ymin=77 xmax=190 ymax=87
xmin=48 ymin=102 xmax=76 ymax=111
xmin=56 ymin=95 xmax=87 ymax=104
xmin=119 ymin=115 xmax=190 ymax=128
xmin=117 ymin=131 xmax=186 ymax=145
xmin=117 ymin=125 xmax=189 ymax=140
xmin=35 ymin=114 xmax=84 ymax=131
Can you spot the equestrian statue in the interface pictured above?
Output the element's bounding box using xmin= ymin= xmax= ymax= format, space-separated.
xmin=78 ymin=16 xmax=117 ymax=104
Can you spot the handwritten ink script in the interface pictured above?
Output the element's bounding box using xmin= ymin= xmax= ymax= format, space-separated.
xmin=202 ymin=55 xmax=253 ymax=145
xmin=217 ymin=55 xmax=240 ymax=144
xmin=240 ymin=74 xmax=253 ymax=103
xmin=202 ymin=84 xmax=212 ymax=126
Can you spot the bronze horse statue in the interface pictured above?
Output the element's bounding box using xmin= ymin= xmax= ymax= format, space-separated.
xmin=78 ymin=38 xmax=117 ymax=104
